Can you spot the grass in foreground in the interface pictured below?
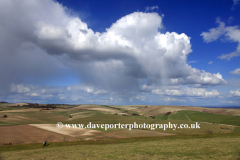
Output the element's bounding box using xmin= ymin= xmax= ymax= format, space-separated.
xmin=1 ymin=134 xmax=239 ymax=160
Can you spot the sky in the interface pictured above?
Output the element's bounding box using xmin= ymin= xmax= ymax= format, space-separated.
xmin=0 ymin=0 xmax=240 ymax=106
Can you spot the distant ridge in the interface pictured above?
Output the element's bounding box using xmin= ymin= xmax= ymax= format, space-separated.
xmin=200 ymin=106 xmax=240 ymax=109
xmin=0 ymin=101 xmax=8 ymax=103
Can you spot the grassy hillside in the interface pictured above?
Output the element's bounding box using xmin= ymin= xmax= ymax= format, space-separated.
xmin=168 ymin=110 xmax=240 ymax=126
xmin=1 ymin=107 xmax=240 ymax=135
xmin=0 ymin=105 xmax=240 ymax=159
xmin=1 ymin=134 xmax=239 ymax=160
xmin=187 ymin=111 xmax=240 ymax=126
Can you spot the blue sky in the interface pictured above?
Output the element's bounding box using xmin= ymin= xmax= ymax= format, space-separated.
xmin=0 ymin=0 xmax=240 ymax=106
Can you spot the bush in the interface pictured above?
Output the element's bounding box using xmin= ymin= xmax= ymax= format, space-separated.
xmin=165 ymin=112 xmax=171 ymax=116
xmin=131 ymin=113 xmax=140 ymax=116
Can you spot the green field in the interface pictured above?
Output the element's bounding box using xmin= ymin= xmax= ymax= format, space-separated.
xmin=187 ymin=111 xmax=240 ymax=126
xmin=1 ymin=107 xmax=240 ymax=134
xmin=168 ymin=110 xmax=240 ymax=126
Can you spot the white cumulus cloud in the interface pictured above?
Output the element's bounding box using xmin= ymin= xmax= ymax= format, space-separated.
xmin=201 ymin=18 xmax=240 ymax=60
xmin=10 ymin=84 xmax=30 ymax=93
xmin=151 ymin=86 xmax=220 ymax=98
xmin=165 ymin=98 xmax=186 ymax=102
xmin=93 ymin=90 xmax=108 ymax=95
xmin=230 ymin=68 xmax=240 ymax=75
xmin=201 ymin=18 xmax=225 ymax=43
xmin=0 ymin=0 xmax=227 ymax=100
xmin=230 ymin=89 xmax=240 ymax=96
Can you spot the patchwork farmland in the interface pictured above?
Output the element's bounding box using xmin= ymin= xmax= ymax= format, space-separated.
xmin=0 ymin=103 xmax=240 ymax=159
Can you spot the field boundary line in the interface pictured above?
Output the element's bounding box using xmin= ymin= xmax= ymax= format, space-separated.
xmin=200 ymin=121 xmax=240 ymax=127
xmin=185 ymin=114 xmax=192 ymax=121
